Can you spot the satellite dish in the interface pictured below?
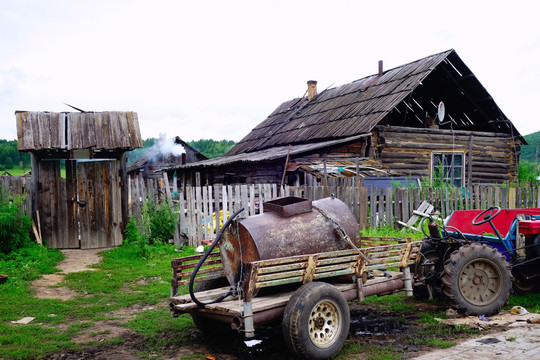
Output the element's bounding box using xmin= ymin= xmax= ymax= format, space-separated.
xmin=437 ymin=101 xmax=445 ymax=123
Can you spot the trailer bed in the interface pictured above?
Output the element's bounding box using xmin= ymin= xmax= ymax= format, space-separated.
xmin=171 ymin=272 xmax=404 ymax=316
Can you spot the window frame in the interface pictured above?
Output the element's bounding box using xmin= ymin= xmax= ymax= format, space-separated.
xmin=431 ymin=151 xmax=465 ymax=187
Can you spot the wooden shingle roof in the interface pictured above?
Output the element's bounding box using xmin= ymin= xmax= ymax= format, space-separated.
xmin=227 ymin=49 xmax=523 ymax=156
xmin=16 ymin=111 xmax=143 ymax=151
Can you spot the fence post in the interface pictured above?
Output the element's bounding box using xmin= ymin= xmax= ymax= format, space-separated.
xmin=509 ymin=188 xmax=516 ymax=209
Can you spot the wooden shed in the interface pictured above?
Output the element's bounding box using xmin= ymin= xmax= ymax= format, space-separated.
xmin=16 ymin=111 xmax=143 ymax=249
xmin=166 ymin=49 xmax=526 ymax=187
xmin=127 ymin=135 xmax=206 ymax=179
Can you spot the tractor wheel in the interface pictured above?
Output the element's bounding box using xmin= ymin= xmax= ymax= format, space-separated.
xmin=282 ymin=282 xmax=350 ymax=360
xmin=191 ymin=277 xmax=233 ymax=336
xmin=442 ymin=243 xmax=512 ymax=316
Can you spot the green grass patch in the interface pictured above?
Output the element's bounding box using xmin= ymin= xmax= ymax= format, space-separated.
xmin=338 ymin=342 xmax=401 ymax=360
xmin=359 ymin=292 xmax=416 ymax=312
xmin=505 ymin=292 xmax=540 ymax=313
xmin=424 ymin=338 xmax=456 ymax=348
xmin=0 ymin=242 xmax=196 ymax=359
xmin=360 ymin=225 xmax=424 ymax=241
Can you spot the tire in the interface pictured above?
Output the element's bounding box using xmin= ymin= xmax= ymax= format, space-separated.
xmin=191 ymin=277 xmax=233 ymax=336
xmin=512 ymin=267 xmax=540 ymax=295
xmin=282 ymin=282 xmax=350 ymax=360
xmin=441 ymin=243 xmax=512 ymax=316
xmin=412 ymin=242 xmax=443 ymax=300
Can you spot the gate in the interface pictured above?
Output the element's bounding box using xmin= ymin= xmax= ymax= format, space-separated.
xmin=38 ymin=159 xmax=122 ymax=249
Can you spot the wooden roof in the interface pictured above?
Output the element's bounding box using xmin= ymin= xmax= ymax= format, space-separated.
xmin=227 ymin=49 xmax=524 ymax=156
xmin=16 ymin=111 xmax=143 ymax=151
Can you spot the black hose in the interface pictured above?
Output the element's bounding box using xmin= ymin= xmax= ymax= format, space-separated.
xmin=189 ymin=207 xmax=245 ymax=308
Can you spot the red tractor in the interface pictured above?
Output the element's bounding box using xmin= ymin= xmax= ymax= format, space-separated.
xmin=414 ymin=207 xmax=540 ymax=315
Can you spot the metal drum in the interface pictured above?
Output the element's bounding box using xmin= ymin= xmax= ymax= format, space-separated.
xmin=220 ymin=196 xmax=360 ymax=286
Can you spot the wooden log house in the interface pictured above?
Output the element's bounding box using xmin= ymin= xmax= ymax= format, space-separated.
xmin=16 ymin=111 xmax=143 ymax=249
xmin=163 ymin=49 xmax=525 ymax=188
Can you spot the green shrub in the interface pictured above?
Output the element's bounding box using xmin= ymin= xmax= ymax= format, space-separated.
xmin=123 ymin=217 xmax=149 ymax=257
xmin=141 ymin=197 xmax=176 ymax=244
xmin=0 ymin=191 xmax=32 ymax=255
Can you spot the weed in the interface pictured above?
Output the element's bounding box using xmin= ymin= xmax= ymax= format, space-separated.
xmin=506 ymin=337 xmax=517 ymax=342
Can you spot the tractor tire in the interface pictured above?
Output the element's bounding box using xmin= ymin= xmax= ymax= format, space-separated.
xmin=442 ymin=243 xmax=512 ymax=316
xmin=282 ymin=282 xmax=350 ymax=360
xmin=191 ymin=277 xmax=234 ymax=336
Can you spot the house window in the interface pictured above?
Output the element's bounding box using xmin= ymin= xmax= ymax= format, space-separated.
xmin=432 ymin=152 xmax=464 ymax=187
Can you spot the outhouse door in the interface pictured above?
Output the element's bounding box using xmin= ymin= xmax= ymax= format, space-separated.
xmin=38 ymin=160 xmax=123 ymax=249
xmin=76 ymin=160 xmax=123 ymax=249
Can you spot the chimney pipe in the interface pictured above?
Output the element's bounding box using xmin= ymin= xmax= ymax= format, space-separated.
xmin=378 ymin=60 xmax=383 ymax=76
xmin=307 ymin=80 xmax=317 ymax=101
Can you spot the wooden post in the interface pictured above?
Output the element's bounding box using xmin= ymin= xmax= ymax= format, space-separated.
xmin=509 ymin=187 xmax=516 ymax=209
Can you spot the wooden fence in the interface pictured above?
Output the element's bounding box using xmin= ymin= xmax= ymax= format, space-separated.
xmin=127 ymin=174 xmax=540 ymax=246
xmin=0 ymin=175 xmax=32 ymax=211
xmin=3 ymin=174 xmax=540 ymax=247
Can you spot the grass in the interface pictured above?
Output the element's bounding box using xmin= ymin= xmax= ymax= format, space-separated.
xmin=1 ymin=227 xmax=538 ymax=359
xmin=0 ymin=242 xmax=196 ymax=359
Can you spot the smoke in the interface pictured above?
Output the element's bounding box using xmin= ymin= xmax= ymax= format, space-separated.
xmin=158 ymin=135 xmax=185 ymax=157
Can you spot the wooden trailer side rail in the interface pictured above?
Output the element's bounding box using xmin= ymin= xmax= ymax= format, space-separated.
xmin=242 ymin=238 xmax=422 ymax=301
xmin=171 ymin=251 xmax=223 ymax=296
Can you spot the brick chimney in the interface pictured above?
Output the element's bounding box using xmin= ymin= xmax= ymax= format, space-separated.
xmin=378 ymin=60 xmax=383 ymax=76
xmin=307 ymin=80 xmax=317 ymax=101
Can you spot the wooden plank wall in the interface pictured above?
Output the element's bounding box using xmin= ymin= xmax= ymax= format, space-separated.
xmin=377 ymin=127 xmax=519 ymax=184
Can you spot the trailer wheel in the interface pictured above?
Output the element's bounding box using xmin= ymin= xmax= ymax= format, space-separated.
xmin=441 ymin=243 xmax=511 ymax=316
xmin=512 ymin=268 xmax=540 ymax=294
xmin=412 ymin=242 xmax=442 ymax=300
xmin=282 ymin=282 xmax=350 ymax=360
xmin=191 ymin=277 xmax=233 ymax=336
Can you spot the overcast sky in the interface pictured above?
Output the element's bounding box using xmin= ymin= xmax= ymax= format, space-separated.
xmin=1 ymin=1 xmax=539 ymax=143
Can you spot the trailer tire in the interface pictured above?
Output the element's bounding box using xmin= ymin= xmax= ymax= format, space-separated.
xmin=412 ymin=242 xmax=443 ymax=300
xmin=282 ymin=282 xmax=350 ymax=360
xmin=442 ymin=243 xmax=511 ymax=316
xmin=191 ymin=277 xmax=233 ymax=336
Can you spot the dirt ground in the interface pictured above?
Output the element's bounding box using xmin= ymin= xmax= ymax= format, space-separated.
xmin=31 ymin=250 xmax=538 ymax=360
xmin=31 ymin=248 xmax=102 ymax=300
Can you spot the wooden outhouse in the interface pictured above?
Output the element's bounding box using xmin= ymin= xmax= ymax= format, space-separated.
xmin=16 ymin=111 xmax=142 ymax=249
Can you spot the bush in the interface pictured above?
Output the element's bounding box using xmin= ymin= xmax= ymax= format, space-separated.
xmin=141 ymin=197 xmax=176 ymax=244
xmin=123 ymin=217 xmax=149 ymax=257
xmin=0 ymin=191 xmax=32 ymax=255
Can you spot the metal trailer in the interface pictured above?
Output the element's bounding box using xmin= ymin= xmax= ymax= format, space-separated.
xmin=170 ymin=236 xmax=421 ymax=359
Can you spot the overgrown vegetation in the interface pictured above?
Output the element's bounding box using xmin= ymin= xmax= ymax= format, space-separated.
xmin=0 ymin=190 xmax=32 ymax=255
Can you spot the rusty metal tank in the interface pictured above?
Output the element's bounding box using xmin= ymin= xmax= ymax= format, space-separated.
xmin=220 ymin=196 xmax=360 ymax=286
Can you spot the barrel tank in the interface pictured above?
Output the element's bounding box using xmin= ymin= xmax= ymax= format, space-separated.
xmin=220 ymin=196 xmax=360 ymax=287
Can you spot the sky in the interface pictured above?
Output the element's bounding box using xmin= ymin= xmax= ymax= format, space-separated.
xmin=1 ymin=1 xmax=539 ymax=143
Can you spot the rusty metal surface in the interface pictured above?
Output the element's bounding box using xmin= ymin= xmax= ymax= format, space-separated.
xmin=220 ymin=197 xmax=360 ymax=286
xmin=263 ymin=196 xmax=312 ymax=217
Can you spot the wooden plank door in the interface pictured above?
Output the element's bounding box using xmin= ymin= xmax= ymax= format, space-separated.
xmin=38 ymin=160 xmax=79 ymax=248
xmin=77 ymin=160 xmax=123 ymax=249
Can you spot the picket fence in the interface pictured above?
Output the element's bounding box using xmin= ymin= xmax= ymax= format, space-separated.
xmin=2 ymin=175 xmax=539 ymax=247
xmin=127 ymin=175 xmax=540 ymax=246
